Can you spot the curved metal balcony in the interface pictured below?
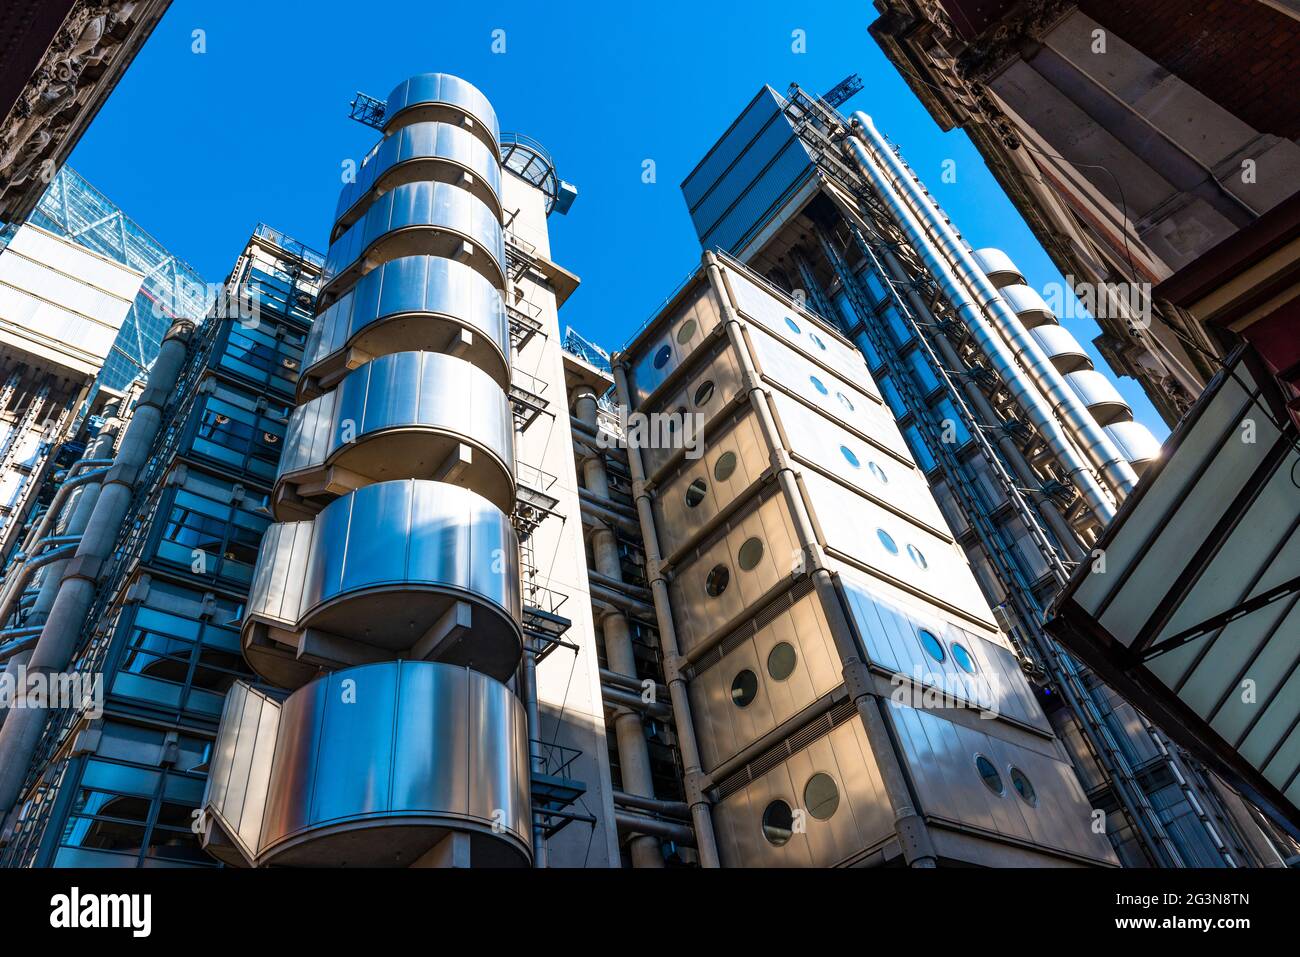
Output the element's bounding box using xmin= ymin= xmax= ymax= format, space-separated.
xmin=243 ymin=479 xmax=522 ymax=688
xmin=971 ymin=247 xmax=1025 ymax=289
xmin=1065 ymin=368 xmax=1132 ymax=426
xmin=999 ymin=283 xmax=1056 ymax=329
xmin=321 ymin=181 xmax=506 ymax=304
xmin=1029 ymin=323 xmax=1092 ymax=373
xmin=201 ymin=663 xmax=531 ymax=868
xmin=276 ymin=350 xmax=516 ymax=518
xmin=383 ymin=73 xmax=501 ymax=158
xmin=301 ymin=255 xmax=510 ymax=397
xmin=334 ymin=121 xmax=502 ymax=241
xmin=1105 ymin=420 xmax=1163 ymax=475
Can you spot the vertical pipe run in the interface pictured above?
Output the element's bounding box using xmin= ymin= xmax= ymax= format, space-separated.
xmin=848 ymin=112 xmax=1137 ymax=503
xmin=0 ymin=319 xmax=194 ymax=823
xmin=574 ymin=384 xmax=664 ymax=868
xmin=838 ymin=132 xmax=1120 ymax=525
xmin=611 ymin=363 xmax=721 ymax=869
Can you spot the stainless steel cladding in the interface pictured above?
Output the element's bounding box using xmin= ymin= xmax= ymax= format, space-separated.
xmin=1030 ymin=323 xmax=1092 ymax=373
xmin=687 ymin=585 xmax=844 ymax=771
xmin=619 ymin=255 xmax=1118 ymax=867
xmin=626 ymin=281 xmax=725 ymax=404
xmin=209 ymin=74 xmax=528 ymax=868
xmin=999 ymin=284 xmax=1057 ymax=329
xmin=323 ymin=180 xmax=506 ymax=297
xmin=335 ymin=121 xmax=504 ymax=234
xmin=1104 ymin=420 xmax=1163 ymax=474
xmin=302 ymin=255 xmax=510 ymax=394
xmin=712 ymin=714 xmax=896 ymax=867
xmin=382 ymin=74 xmax=501 ymax=154
xmin=202 ymin=661 xmax=531 ymax=867
xmin=969 ymin=247 xmax=1025 ymax=288
xmin=666 ymin=488 xmax=803 ymax=656
xmin=277 ymin=351 xmax=516 ymax=515
xmin=1064 ymin=369 xmax=1133 ymax=426
xmin=243 ymin=479 xmax=522 ymax=686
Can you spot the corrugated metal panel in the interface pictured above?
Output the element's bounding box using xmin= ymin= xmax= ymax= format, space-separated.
xmin=683 ymin=87 xmax=786 ymax=211
xmin=701 ymin=141 xmax=816 ymax=254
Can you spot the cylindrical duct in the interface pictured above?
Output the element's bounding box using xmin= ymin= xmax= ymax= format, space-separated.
xmin=849 ymin=112 xmax=1138 ymax=505
xmin=839 ymin=130 xmax=1120 ymax=523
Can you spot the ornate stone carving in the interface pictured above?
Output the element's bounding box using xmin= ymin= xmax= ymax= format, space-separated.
xmin=0 ymin=2 xmax=155 ymax=222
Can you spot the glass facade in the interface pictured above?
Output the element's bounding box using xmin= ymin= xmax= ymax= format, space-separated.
xmin=29 ymin=167 xmax=210 ymax=393
xmin=0 ymin=227 xmax=321 ymax=868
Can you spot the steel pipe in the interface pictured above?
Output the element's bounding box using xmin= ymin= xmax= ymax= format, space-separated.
xmin=614 ymin=809 xmax=696 ymax=847
xmin=612 ymin=361 xmax=722 ymax=868
xmin=613 ymin=790 xmax=690 ymax=819
xmin=0 ymin=319 xmax=194 ymax=823
xmin=849 ymin=112 xmax=1137 ymax=504
xmin=840 ymin=127 xmax=1120 ymax=524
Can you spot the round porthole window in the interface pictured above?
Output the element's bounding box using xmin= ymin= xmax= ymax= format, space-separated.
xmin=1010 ymin=767 xmax=1037 ymax=807
xmin=951 ymin=642 xmax=977 ymax=674
xmin=841 ymin=446 xmax=860 ymax=468
xmin=868 ymin=461 xmax=888 ymax=484
xmin=652 ymin=344 xmax=671 ymax=369
xmin=836 ymin=392 xmax=854 ymax=412
xmin=731 ymin=669 xmax=758 ymax=708
xmin=705 ymin=564 xmax=730 ymax=597
xmin=784 ymin=317 xmax=801 ymax=335
xmin=738 ymin=537 xmax=764 ymax=571
xmin=810 ymin=332 xmax=827 ymax=351
xmin=810 ymin=375 xmax=829 ymax=395
xmin=762 ymin=799 xmax=794 ymax=846
xmin=907 ymin=544 xmax=928 ymax=570
xmin=767 ymin=642 xmax=797 ymax=681
xmin=713 ymin=451 xmax=737 ymax=481
xmin=876 ymin=528 xmax=899 ymax=555
xmin=685 ymin=478 xmax=707 ymax=508
xmin=694 ymin=380 xmax=715 ymax=406
xmin=676 ymin=319 xmax=698 ymax=344
xmin=919 ymin=628 xmax=945 ymax=663
xmin=975 ymin=754 xmax=1004 ymax=796
xmin=804 ymin=773 xmax=840 ymax=821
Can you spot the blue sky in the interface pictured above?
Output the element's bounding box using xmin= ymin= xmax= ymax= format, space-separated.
xmin=65 ymin=0 xmax=1167 ymax=436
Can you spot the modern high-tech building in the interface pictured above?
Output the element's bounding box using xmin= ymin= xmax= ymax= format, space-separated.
xmin=612 ymin=251 xmax=1117 ymax=866
xmin=0 ymin=65 xmax=1292 ymax=870
xmin=655 ymin=81 xmax=1297 ymax=866
xmin=0 ymin=73 xmax=643 ymax=869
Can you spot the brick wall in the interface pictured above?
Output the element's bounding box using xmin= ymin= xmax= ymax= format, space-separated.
xmin=1081 ymin=0 xmax=1300 ymax=139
